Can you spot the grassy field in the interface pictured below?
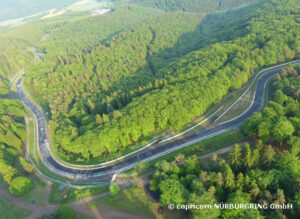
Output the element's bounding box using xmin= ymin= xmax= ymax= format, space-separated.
xmin=89 ymin=186 xmax=156 ymax=216
xmin=21 ymin=175 xmax=48 ymax=206
xmin=264 ymin=77 xmax=275 ymax=104
xmin=75 ymin=212 xmax=95 ymax=219
xmin=0 ymin=0 xmax=112 ymax=30
xmin=0 ymin=196 xmax=31 ymax=219
xmin=65 ymin=0 xmax=113 ymax=12
xmin=49 ymin=183 xmax=109 ymax=204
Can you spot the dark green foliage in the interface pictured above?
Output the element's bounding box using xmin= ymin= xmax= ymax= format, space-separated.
xmin=151 ymin=66 xmax=300 ymax=218
xmin=131 ymin=0 xmax=259 ymax=13
xmin=242 ymin=66 xmax=300 ymax=144
xmin=39 ymin=5 xmax=164 ymax=59
xmin=0 ymin=84 xmax=33 ymax=196
xmin=25 ymin=9 xmax=203 ymax=159
xmin=58 ymin=205 xmax=75 ymax=219
xmin=0 ymin=36 xmax=33 ymax=79
xmin=39 ymin=204 xmax=76 ymax=219
xmin=159 ymin=178 xmax=189 ymax=206
xmin=0 ymin=21 xmax=47 ymax=79
xmin=24 ymin=0 xmax=300 ymax=162
xmin=222 ymin=190 xmax=262 ymax=219
xmin=0 ymin=159 xmax=18 ymax=184
xmin=287 ymin=136 xmax=300 ymax=155
xmin=0 ymin=99 xmax=26 ymax=152
xmin=189 ymin=192 xmax=220 ymax=218
xmin=0 ymin=5 xmax=160 ymax=80
xmin=276 ymin=152 xmax=300 ymax=178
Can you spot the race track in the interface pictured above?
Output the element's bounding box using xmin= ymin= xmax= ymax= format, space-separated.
xmin=16 ymin=61 xmax=299 ymax=183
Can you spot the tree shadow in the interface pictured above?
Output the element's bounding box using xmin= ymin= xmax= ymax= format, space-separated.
xmin=104 ymin=5 xmax=256 ymax=112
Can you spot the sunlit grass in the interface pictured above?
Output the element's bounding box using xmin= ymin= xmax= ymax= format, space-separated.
xmin=0 ymin=196 xmax=31 ymax=219
xmin=89 ymin=186 xmax=155 ymax=216
xmin=49 ymin=183 xmax=109 ymax=204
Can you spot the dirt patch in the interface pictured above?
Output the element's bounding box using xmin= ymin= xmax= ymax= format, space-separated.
xmin=70 ymin=192 xmax=154 ymax=219
xmin=144 ymin=184 xmax=160 ymax=202
xmin=139 ymin=172 xmax=160 ymax=202
xmin=0 ymin=188 xmax=58 ymax=219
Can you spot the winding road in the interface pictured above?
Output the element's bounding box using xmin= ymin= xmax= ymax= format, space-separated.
xmin=17 ymin=60 xmax=300 ymax=184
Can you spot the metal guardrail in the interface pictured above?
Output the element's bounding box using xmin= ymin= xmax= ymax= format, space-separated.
xmin=18 ymin=59 xmax=300 ymax=184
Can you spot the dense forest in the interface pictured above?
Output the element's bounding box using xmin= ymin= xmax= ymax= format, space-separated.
xmin=0 ymin=20 xmax=50 ymax=80
xmin=0 ymin=21 xmax=45 ymax=196
xmin=0 ymin=93 xmax=34 ymax=196
xmin=23 ymin=0 xmax=300 ymax=161
xmin=38 ymin=5 xmax=163 ymax=59
xmin=130 ymin=0 xmax=259 ymax=12
xmin=150 ymin=66 xmax=300 ymax=219
xmin=0 ymin=5 xmax=158 ymax=80
xmin=0 ymin=4 xmax=146 ymax=80
xmin=24 ymin=9 xmax=203 ymax=159
xmin=0 ymin=0 xmax=298 ymax=210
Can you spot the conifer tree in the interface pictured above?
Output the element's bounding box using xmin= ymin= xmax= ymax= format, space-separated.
xmin=224 ymin=165 xmax=235 ymax=190
xmin=262 ymin=145 xmax=276 ymax=166
xmin=243 ymin=143 xmax=253 ymax=168
xmin=229 ymin=144 xmax=242 ymax=168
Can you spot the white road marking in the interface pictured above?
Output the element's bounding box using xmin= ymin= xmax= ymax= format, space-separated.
xmin=216 ymin=60 xmax=300 ymax=121
xmin=19 ymin=60 xmax=300 ymax=180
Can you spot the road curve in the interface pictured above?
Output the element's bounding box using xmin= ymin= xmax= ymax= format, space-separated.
xmin=17 ymin=61 xmax=299 ymax=183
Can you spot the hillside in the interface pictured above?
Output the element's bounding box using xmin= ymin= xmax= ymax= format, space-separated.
xmin=150 ymin=66 xmax=300 ymax=219
xmin=0 ymin=0 xmax=299 ymax=218
xmin=0 ymin=0 xmax=81 ymax=21
xmin=38 ymin=5 xmax=164 ymax=59
xmin=130 ymin=0 xmax=260 ymax=12
xmin=0 ymin=21 xmax=47 ymax=80
xmin=0 ymin=4 xmax=159 ymax=79
xmin=22 ymin=0 xmax=300 ymax=162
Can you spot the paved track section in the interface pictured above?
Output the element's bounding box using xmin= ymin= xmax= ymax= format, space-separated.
xmin=17 ymin=62 xmax=298 ymax=183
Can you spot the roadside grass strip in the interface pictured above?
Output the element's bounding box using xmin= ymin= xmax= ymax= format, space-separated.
xmin=18 ymin=60 xmax=300 ymax=182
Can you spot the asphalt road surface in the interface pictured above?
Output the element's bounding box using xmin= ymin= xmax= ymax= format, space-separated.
xmin=15 ymin=65 xmax=290 ymax=183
